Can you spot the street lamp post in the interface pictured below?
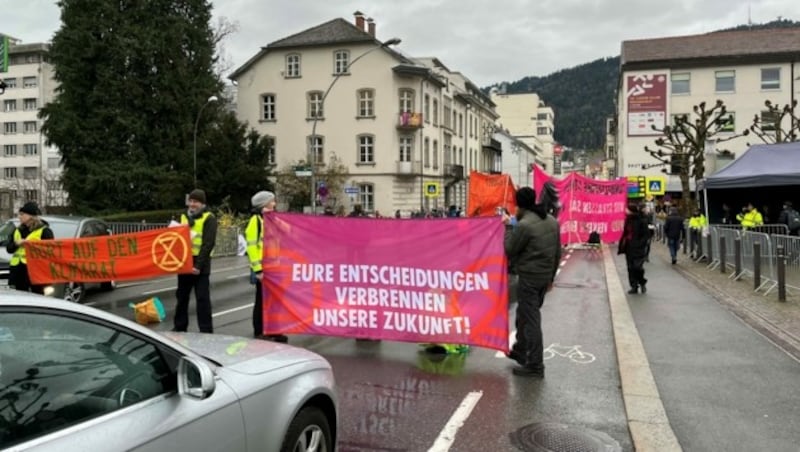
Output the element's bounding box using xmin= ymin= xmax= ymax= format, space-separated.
xmin=308 ymin=37 xmax=401 ymax=213
xmin=193 ymin=95 xmax=218 ymax=187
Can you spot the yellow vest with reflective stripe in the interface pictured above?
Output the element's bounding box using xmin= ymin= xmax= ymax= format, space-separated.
xmin=737 ymin=210 xmax=763 ymax=228
xmin=10 ymin=226 xmax=46 ymax=266
xmin=245 ymin=214 xmax=263 ymax=273
xmin=180 ymin=212 xmax=211 ymax=256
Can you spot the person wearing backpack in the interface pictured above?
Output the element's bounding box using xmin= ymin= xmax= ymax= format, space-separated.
xmin=778 ymin=201 xmax=800 ymax=236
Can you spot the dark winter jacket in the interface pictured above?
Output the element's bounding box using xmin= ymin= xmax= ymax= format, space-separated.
xmin=663 ymin=213 xmax=686 ymax=241
xmin=618 ymin=213 xmax=650 ymax=258
xmin=504 ymin=204 xmax=562 ymax=287
xmin=6 ymin=220 xmax=55 ymax=255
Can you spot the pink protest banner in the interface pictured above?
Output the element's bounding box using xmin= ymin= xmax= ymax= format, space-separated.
xmin=533 ymin=165 xmax=627 ymax=244
xmin=260 ymin=213 xmax=509 ymax=352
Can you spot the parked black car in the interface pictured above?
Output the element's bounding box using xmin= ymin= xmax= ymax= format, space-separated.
xmin=0 ymin=215 xmax=115 ymax=302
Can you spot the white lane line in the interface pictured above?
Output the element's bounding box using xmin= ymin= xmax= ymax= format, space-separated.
xmin=226 ymin=272 xmax=250 ymax=279
xmin=428 ymin=391 xmax=483 ymax=452
xmin=212 ymin=303 xmax=253 ymax=317
xmin=142 ymin=286 xmax=177 ymax=296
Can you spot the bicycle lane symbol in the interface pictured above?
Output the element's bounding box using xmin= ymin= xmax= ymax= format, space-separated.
xmin=543 ymin=343 xmax=596 ymax=364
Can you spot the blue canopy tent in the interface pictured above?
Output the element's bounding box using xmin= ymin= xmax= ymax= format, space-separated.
xmin=700 ymin=142 xmax=800 ymax=223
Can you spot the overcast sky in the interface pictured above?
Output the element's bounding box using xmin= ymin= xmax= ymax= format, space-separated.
xmin=4 ymin=0 xmax=797 ymax=86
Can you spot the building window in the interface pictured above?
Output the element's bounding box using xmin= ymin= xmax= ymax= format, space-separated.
xmin=761 ymin=68 xmax=780 ymax=90
xmin=671 ymin=73 xmax=690 ymax=95
xmin=358 ymin=184 xmax=374 ymax=212
xmin=424 ymin=138 xmax=430 ymax=168
xmin=23 ymin=98 xmax=37 ymax=110
xmin=285 ymin=54 xmax=301 ymax=78
xmin=308 ymin=91 xmax=324 ymax=119
xmin=2 ymin=78 xmax=16 ymax=89
xmin=4 ymin=168 xmax=17 ymax=179
xmin=432 ymin=140 xmax=439 ymax=169
xmin=424 ymin=95 xmax=430 ymax=123
xmin=261 ymin=94 xmax=276 ymax=121
xmin=4 ymin=100 xmax=16 ymax=112
xmin=4 ymin=122 xmax=17 ymax=134
xmin=309 ymin=135 xmax=324 ymax=164
xmin=459 ymin=113 xmax=464 ymax=137
xmin=22 ymin=76 xmax=37 ymax=88
xmin=718 ymin=112 xmax=735 ymax=133
xmin=23 ymin=121 xmax=37 ymax=134
xmin=537 ymin=113 xmax=548 ymax=120
xmin=357 ymin=134 xmax=375 ymax=164
xmin=432 ymin=99 xmax=439 ymax=126
xmin=4 ymin=145 xmax=17 ymax=156
xmin=48 ymin=157 xmax=60 ymax=169
xmin=399 ymin=136 xmax=413 ymax=162
xmin=333 ymin=50 xmax=350 ymax=75
xmin=760 ymin=110 xmax=779 ymax=131
xmin=399 ymin=89 xmax=414 ymax=113
xmin=23 ymin=144 xmax=38 ymax=155
xmin=23 ymin=189 xmax=38 ymax=202
xmin=265 ymin=136 xmax=276 ymax=164
xmin=715 ymin=70 xmax=735 ymax=93
xmin=357 ymin=89 xmax=374 ymax=117
xmin=23 ymin=167 xmax=38 ymax=179
xmin=537 ymin=127 xmax=548 ymax=135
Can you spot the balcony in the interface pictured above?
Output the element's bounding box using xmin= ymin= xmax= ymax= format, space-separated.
xmin=397 ymin=112 xmax=423 ymax=129
xmin=444 ymin=164 xmax=464 ymax=181
xmin=396 ymin=160 xmax=421 ymax=176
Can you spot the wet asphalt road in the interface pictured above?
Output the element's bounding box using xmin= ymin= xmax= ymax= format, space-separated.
xmin=87 ymin=250 xmax=632 ymax=451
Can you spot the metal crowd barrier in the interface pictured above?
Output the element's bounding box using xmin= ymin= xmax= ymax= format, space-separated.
xmin=108 ymin=222 xmax=241 ymax=257
xmin=767 ymin=234 xmax=800 ymax=295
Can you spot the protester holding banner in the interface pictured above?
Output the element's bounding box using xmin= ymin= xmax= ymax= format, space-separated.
xmin=6 ymin=202 xmax=53 ymax=294
xmin=173 ymin=189 xmax=217 ymax=334
xmin=503 ymin=187 xmax=561 ymax=378
xmin=618 ymin=203 xmax=650 ymax=294
xmin=247 ymin=190 xmax=288 ymax=342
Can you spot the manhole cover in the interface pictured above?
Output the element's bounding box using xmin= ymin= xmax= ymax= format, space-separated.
xmin=510 ymin=423 xmax=621 ymax=452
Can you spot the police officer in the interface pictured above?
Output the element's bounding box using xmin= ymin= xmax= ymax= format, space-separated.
xmin=6 ymin=202 xmax=53 ymax=294
xmin=173 ymin=189 xmax=217 ymax=333
xmin=246 ymin=190 xmax=287 ymax=342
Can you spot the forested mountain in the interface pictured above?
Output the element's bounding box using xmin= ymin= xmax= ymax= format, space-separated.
xmin=487 ymin=19 xmax=800 ymax=151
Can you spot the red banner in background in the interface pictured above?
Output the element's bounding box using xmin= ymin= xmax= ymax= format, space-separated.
xmin=466 ymin=171 xmax=517 ymax=217
xmin=533 ymin=165 xmax=627 ymax=244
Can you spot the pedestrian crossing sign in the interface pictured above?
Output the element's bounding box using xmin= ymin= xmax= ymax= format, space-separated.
xmin=646 ymin=177 xmax=665 ymax=195
xmin=424 ymin=182 xmax=440 ymax=197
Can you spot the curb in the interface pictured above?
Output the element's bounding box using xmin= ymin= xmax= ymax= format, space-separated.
xmin=602 ymin=248 xmax=682 ymax=452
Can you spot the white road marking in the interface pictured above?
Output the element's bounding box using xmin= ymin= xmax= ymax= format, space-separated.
xmin=226 ymin=272 xmax=250 ymax=279
xmin=428 ymin=391 xmax=483 ymax=452
xmin=212 ymin=303 xmax=253 ymax=317
xmin=142 ymin=287 xmax=177 ymax=296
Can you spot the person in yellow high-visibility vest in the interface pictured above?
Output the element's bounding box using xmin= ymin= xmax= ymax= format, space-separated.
xmin=736 ymin=203 xmax=764 ymax=229
xmin=688 ymin=208 xmax=707 ymax=259
xmin=173 ymin=189 xmax=217 ymax=333
xmin=6 ymin=202 xmax=54 ymax=294
xmin=247 ymin=190 xmax=286 ymax=342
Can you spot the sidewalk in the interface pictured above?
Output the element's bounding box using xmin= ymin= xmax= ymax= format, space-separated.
xmin=650 ymin=240 xmax=800 ymax=361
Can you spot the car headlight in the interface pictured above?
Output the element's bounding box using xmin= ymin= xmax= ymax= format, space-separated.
xmin=43 ymin=285 xmax=55 ymax=297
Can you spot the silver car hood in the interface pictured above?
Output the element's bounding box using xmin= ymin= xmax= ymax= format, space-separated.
xmin=162 ymin=332 xmax=329 ymax=375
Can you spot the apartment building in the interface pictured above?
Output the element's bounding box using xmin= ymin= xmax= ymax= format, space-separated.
xmin=497 ymin=129 xmax=539 ymax=187
xmin=0 ymin=35 xmax=63 ymax=218
xmin=229 ymin=13 xmax=499 ymax=215
xmin=614 ymin=27 xmax=800 ymax=192
xmin=490 ymin=90 xmax=555 ymax=176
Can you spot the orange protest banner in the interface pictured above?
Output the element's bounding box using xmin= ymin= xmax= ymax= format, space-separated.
xmin=466 ymin=171 xmax=517 ymax=217
xmin=26 ymin=226 xmax=193 ymax=284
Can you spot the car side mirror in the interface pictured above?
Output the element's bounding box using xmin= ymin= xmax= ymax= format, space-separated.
xmin=178 ymin=356 xmax=216 ymax=399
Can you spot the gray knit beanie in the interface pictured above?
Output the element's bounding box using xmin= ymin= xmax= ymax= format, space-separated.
xmin=251 ymin=190 xmax=275 ymax=209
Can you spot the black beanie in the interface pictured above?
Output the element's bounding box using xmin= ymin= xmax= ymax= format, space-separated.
xmin=19 ymin=201 xmax=41 ymax=216
xmin=515 ymin=187 xmax=537 ymax=210
xmin=188 ymin=189 xmax=206 ymax=204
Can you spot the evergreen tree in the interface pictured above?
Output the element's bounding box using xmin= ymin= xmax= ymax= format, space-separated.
xmin=40 ymin=0 xmax=221 ymax=213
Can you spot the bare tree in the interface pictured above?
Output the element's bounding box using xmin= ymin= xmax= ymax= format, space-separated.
xmin=644 ymin=100 xmax=749 ymax=215
xmin=275 ymin=155 xmax=350 ymax=212
xmin=212 ymin=16 xmax=240 ymax=78
xmin=748 ymin=99 xmax=800 ymax=144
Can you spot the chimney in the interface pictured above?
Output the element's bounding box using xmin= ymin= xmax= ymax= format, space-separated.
xmin=367 ymin=18 xmax=376 ymax=36
xmin=354 ymin=11 xmax=365 ymax=31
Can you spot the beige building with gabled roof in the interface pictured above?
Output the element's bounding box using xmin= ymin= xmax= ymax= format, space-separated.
xmin=229 ymin=14 xmax=501 ymax=216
